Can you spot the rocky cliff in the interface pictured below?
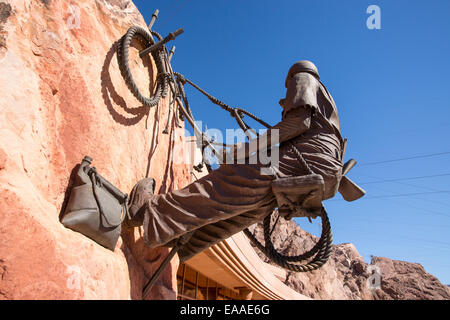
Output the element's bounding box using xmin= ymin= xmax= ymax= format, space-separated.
xmin=0 ymin=0 xmax=190 ymax=299
xmin=251 ymin=213 xmax=450 ymax=300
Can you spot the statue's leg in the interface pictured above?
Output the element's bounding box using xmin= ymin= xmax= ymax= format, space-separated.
xmin=141 ymin=163 xmax=276 ymax=248
xmin=176 ymin=201 xmax=276 ymax=261
xmin=175 ymin=147 xmax=312 ymax=261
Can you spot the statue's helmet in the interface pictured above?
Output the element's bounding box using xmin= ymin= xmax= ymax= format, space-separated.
xmin=285 ymin=60 xmax=320 ymax=88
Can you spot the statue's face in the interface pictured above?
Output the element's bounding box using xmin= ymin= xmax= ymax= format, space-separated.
xmin=279 ymin=72 xmax=297 ymax=110
xmin=282 ymin=73 xmax=303 ymax=110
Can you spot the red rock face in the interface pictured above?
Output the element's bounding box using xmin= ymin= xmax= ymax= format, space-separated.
xmin=0 ymin=0 xmax=189 ymax=299
xmin=251 ymin=214 xmax=450 ymax=300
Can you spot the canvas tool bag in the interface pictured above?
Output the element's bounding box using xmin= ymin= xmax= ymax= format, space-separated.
xmin=61 ymin=156 xmax=129 ymax=251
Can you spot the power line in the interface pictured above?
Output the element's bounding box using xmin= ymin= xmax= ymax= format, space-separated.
xmin=342 ymin=176 xmax=450 ymax=218
xmin=339 ymin=230 xmax=450 ymax=250
xmin=157 ymin=0 xmax=189 ymax=28
xmin=346 ymin=216 xmax=450 ymax=229
xmin=351 ymin=190 xmax=450 ymax=200
xmin=359 ymin=173 xmax=450 ymax=185
xmin=330 ymin=189 xmax=450 ymax=218
xmin=359 ymin=151 xmax=450 ymax=166
xmin=357 ymin=172 xmax=450 ymax=207
xmin=408 ymin=195 xmax=450 ymax=208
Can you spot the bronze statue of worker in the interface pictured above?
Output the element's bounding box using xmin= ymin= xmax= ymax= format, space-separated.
xmin=125 ymin=60 xmax=346 ymax=262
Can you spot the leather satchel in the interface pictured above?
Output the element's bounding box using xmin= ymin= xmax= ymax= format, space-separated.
xmin=61 ymin=156 xmax=129 ymax=251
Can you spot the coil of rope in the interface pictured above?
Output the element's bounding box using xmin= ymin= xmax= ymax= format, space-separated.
xmin=117 ymin=26 xmax=169 ymax=107
xmin=117 ymin=25 xmax=333 ymax=273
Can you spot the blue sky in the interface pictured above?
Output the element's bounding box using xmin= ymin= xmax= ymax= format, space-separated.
xmin=133 ymin=0 xmax=450 ymax=284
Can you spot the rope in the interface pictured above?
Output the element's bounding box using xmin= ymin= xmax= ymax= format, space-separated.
xmin=117 ymin=26 xmax=168 ymax=107
xmin=243 ymin=209 xmax=333 ymax=272
xmin=173 ymin=72 xmax=270 ymax=130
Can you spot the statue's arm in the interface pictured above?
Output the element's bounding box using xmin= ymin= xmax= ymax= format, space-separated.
xmin=230 ymin=72 xmax=319 ymax=160
xmin=232 ymin=107 xmax=312 ymax=160
xmin=272 ymin=107 xmax=312 ymax=142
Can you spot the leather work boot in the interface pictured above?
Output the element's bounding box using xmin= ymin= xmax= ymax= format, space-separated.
xmin=125 ymin=178 xmax=156 ymax=227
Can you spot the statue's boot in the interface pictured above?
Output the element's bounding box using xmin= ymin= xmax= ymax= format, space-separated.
xmin=125 ymin=178 xmax=155 ymax=227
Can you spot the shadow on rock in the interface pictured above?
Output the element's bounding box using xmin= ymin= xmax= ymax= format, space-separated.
xmin=101 ymin=39 xmax=150 ymax=126
xmin=58 ymin=163 xmax=80 ymax=221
